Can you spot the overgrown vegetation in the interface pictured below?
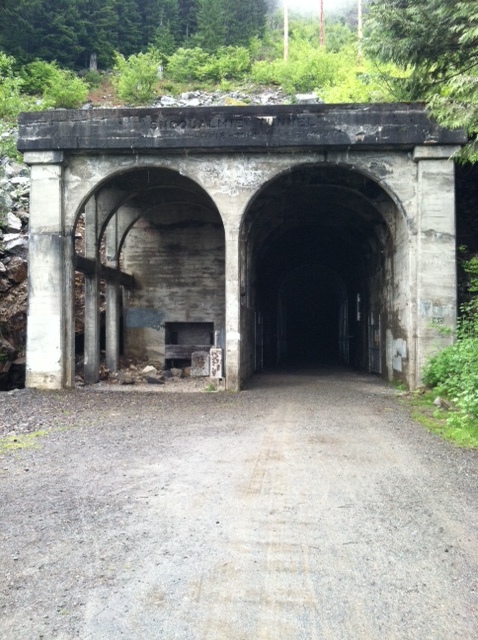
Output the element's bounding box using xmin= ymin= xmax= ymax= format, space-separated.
xmin=420 ymin=254 xmax=478 ymax=447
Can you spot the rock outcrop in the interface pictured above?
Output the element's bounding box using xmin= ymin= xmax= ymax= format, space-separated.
xmin=0 ymin=156 xmax=30 ymax=388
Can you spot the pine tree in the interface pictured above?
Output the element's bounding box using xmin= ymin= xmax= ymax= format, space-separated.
xmin=366 ymin=0 xmax=478 ymax=162
xmin=195 ymin=0 xmax=226 ymax=51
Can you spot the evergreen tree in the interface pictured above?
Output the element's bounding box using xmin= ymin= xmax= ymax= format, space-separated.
xmin=137 ymin=0 xmax=180 ymax=48
xmin=366 ymin=0 xmax=478 ymax=162
xmin=114 ymin=0 xmax=142 ymax=56
xmin=195 ymin=0 xmax=226 ymax=51
xmin=76 ymin=0 xmax=119 ymax=68
xmin=178 ymin=0 xmax=198 ymax=40
xmin=223 ymin=0 xmax=267 ymax=47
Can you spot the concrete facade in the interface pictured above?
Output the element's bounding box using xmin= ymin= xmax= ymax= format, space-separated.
xmin=18 ymin=104 xmax=465 ymax=390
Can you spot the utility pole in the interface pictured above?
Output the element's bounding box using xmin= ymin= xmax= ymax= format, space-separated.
xmin=358 ymin=0 xmax=363 ymax=61
xmin=319 ymin=0 xmax=325 ymax=48
xmin=283 ymin=0 xmax=289 ymax=61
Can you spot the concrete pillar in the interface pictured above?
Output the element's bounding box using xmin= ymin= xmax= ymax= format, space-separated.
xmin=413 ymin=145 xmax=461 ymax=383
xmin=224 ymin=224 xmax=241 ymax=390
xmin=84 ymin=198 xmax=100 ymax=384
xmin=105 ymin=214 xmax=120 ymax=372
xmin=24 ymin=151 xmax=69 ymax=389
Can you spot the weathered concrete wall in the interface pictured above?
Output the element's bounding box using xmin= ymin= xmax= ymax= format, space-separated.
xmin=121 ymin=207 xmax=225 ymax=365
xmin=19 ymin=105 xmax=464 ymax=390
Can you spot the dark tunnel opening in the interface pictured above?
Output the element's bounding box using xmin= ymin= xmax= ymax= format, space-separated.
xmin=241 ymin=164 xmax=395 ymax=378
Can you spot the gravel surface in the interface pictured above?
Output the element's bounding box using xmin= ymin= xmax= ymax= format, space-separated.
xmin=1 ymin=368 xmax=477 ymax=639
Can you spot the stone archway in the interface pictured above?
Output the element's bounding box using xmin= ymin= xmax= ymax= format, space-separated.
xmin=239 ymin=164 xmax=407 ymax=382
xmin=73 ymin=167 xmax=225 ymax=384
xmin=19 ymin=103 xmax=464 ymax=389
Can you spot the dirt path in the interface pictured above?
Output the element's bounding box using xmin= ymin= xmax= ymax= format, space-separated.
xmin=1 ymin=370 xmax=477 ymax=639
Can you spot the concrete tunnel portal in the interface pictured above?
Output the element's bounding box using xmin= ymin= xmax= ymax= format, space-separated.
xmin=18 ymin=103 xmax=464 ymax=389
xmin=240 ymin=164 xmax=397 ymax=375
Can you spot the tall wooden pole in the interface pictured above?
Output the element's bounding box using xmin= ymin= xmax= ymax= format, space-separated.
xmin=319 ymin=0 xmax=325 ymax=47
xmin=358 ymin=0 xmax=363 ymax=61
xmin=284 ymin=0 xmax=289 ymax=61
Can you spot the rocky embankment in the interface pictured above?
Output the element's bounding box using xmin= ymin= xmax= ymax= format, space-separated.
xmin=0 ymin=156 xmax=30 ymax=389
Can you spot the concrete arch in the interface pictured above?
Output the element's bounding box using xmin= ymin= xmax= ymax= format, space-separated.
xmin=238 ymin=158 xmax=413 ymax=238
xmin=72 ymin=164 xmax=226 ymax=384
xmin=238 ymin=162 xmax=408 ymax=381
xmin=65 ymin=159 xmax=228 ymax=234
xmin=19 ymin=104 xmax=462 ymax=390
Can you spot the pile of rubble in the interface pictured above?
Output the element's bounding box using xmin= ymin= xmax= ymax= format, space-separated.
xmin=0 ymin=156 xmax=30 ymax=389
xmin=86 ymin=361 xmax=222 ymax=393
xmin=152 ymin=87 xmax=292 ymax=108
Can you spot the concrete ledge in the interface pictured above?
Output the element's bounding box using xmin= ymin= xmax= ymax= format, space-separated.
xmin=413 ymin=145 xmax=462 ymax=161
xmin=18 ymin=103 xmax=466 ymax=153
xmin=22 ymin=150 xmax=65 ymax=165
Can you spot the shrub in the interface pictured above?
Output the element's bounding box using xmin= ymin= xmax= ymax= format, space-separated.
xmin=0 ymin=53 xmax=25 ymax=120
xmin=21 ymin=60 xmax=60 ymax=95
xmin=252 ymin=42 xmax=346 ymax=94
xmin=113 ymin=50 xmax=162 ymax=105
xmin=19 ymin=60 xmax=88 ymax=108
xmin=167 ymin=46 xmax=251 ymax=83
xmin=43 ymin=69 xmax=89 ymax=109
xmin=203 ymin=47 xmax=251 ymax=81
xmin=167 ymin=47 xmax=211 ymax=83
xmin=423 ymin=256 xmax=478 ymax=441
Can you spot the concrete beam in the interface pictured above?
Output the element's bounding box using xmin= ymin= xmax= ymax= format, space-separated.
xmin=18 ymin=104 xmax=466 ymax=153
xmin=75 ymin=255 xmax=135 ymax=289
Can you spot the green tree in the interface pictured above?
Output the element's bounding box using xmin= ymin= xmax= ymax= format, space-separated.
xmin=178 ymin=0 xmax=198 ymax=40
xmin=195 ymin=0 xmax=226 ymax=51
xmin=0 ymin=0 xmax=82 ymax=66
xmin=366 ymin=0 xmax=478 ymax=162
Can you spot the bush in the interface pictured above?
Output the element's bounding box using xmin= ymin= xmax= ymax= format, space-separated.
xmin=167 ymin=47 xmax=211 ymax=83
xmin=113 ymin=50 xmax=162 ymax=105
xmin=167 ymin=46 xmax=251 ymax=83
xmin=203 ymin=47 xmax=251 ymax=81
xmin=0 ymin=53 xmax=25 ymax=120
xmin=21 ymin=60 xmax=60 ymax=95
xmin=20 ymin=60 xmax=88 ymax=108
xmin=43 ymin=69 xmax=89 ymax=108
xmin=423 ymin=257 xmax=478 ymax=441
xmin=252 ymin=42 xmax=346 ymax=94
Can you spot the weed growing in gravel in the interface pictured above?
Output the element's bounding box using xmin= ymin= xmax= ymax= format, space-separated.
xmin=406 ymin=391 xmax=478 ymax=449
xmin=0 ymin=430 xmax=50 ymax=455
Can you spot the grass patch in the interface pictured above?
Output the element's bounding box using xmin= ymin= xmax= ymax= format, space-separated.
xmin=403 ymin=390 xmax=478 ymax=449
xmin=0 ymin=430 xmax=50 ymax=455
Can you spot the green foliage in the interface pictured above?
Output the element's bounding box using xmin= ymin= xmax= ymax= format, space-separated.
xmin=365 ymin=0 xmax=478 ymax=162
xmin=0 ymin=53 xmax=26 ymax=120
xmin=21 ymin=60 xmax=62 ymax=95
xmin=167 ymin=47 xmax=209 ymax=82
xmin=422 ymin=255 xmax=478 ymax=443
xmin=113 ymin=50 xmax=161 ymax=104
xmin=167 ymin=46 xmax=250 ymax=83
xmin=252 ymin=46 xmax=344 ymax=94
xmin=43 ymin=69 xmax=89 ymax=109
xmin=203 ymin=47 xmax=251 ymax=81
xmin=409 ymin=391 xmax=478 ymax=449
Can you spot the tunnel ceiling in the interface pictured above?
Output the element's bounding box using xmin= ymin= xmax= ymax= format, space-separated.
xmin=101 ymin=167 xmax=217 ymax=215
xmin=244 ymin=165 xmax=395 ymax=289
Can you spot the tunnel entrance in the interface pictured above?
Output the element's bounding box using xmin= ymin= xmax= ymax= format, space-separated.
xmin=240 ymin=164 xmax=398 ymax=380
xmin=278 ymin=264 xmax=347 ymax=366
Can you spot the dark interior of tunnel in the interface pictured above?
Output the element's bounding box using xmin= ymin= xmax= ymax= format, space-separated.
xmin=244 ymin=164 xmax=393 ymax=370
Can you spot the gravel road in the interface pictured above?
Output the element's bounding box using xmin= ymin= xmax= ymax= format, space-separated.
xmin=1 ymin=369 xmax=477 ymax=639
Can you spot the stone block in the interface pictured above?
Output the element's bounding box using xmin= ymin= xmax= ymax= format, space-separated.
xmin=191 ymin=351 xmax=210 ymax=377
xmin=210 ymin=348 xmax=223 ymax=379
